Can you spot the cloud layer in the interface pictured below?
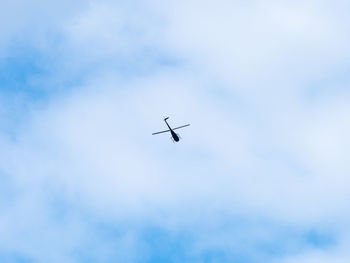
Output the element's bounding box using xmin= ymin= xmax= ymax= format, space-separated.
xmin=1 ymin=0 xmax=350 ymax=262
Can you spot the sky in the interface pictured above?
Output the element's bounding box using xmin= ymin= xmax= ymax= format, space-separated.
xmin=0 ymin=0 xmax=350 ymax=262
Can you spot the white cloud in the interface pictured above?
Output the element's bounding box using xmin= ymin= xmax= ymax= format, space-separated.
xmin=1 ymin=0 xmax=350 ymax=262
xmin=0 ymin=0 xmax=87 ymax=56
xmin=160 ymin=0 xmax=350 ymax=91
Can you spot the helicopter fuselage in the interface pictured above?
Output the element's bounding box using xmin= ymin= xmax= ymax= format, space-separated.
xmin=170 ymin=130 xmax=180 ymax=142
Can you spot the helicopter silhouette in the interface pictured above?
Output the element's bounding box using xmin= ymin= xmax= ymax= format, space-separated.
xmin=152 ymin=117 xmax=190 ymax=142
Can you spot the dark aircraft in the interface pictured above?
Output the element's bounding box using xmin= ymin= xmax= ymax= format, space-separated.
xmin=152 ymin=117 xmax=190 ymax=142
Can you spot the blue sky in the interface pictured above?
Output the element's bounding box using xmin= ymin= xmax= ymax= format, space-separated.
xmin=1 ymin=0 xmax=350 ymax=262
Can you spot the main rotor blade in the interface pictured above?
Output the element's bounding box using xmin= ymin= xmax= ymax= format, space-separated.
xmin=152 ymin=129 xmax=171 ymax=135
xmin=172 ymin=124 xmax=190 ymax=131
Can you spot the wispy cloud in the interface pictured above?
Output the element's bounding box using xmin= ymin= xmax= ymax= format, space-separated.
xmin=0 ymin=0 xmax=350 ymax=262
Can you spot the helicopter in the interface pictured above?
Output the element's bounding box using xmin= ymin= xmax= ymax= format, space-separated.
xmin=152 ymin=117 xmax=190 ymax=142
